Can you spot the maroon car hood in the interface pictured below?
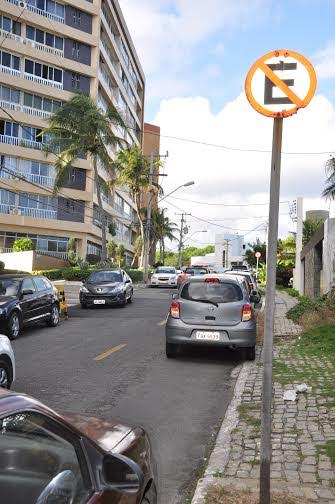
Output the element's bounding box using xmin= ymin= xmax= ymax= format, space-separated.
xmin=63 ymin=412 xmax=133 ymax=452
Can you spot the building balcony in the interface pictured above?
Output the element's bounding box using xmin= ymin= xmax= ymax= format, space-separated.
xmin=98 ymin=67 xmax=115 ymax=95
xmin=24 ymin=72 xmax=63 ymax=89
xmin=17 ymin=207 xmax=57 ymax=219
xmin=0 ymin=203 xmax=14 ymax=214
xmin=0 ymin=28 xmax=64 ymax=58
xmin=100 ymin=39 xmax=120 ymax=76
xmin=7 ymin=0 xmax=65 ymax=24
xmin=0 ymin=65 xmax=21 ymax=77
xmin=0 ymin=98 xmax=52 ymax=119
xmin=0 ymin=134 xmax=44 ymax=150
xmin=0 ymin=247 xmax=69 ymax=259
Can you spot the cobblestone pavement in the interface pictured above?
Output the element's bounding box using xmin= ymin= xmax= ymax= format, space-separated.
xmin=275 ymin=291 xmax=301 ymax=337
xmin=192 ymin=290 xmax=335 ymax=503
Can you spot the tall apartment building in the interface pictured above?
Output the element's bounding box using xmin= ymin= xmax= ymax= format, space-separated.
xmin=0 ymin=0 xmax=145 ymax=265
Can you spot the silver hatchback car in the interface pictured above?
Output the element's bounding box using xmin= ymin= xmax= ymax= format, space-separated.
xmin=165 ymin=274 xmax=257 ymax=360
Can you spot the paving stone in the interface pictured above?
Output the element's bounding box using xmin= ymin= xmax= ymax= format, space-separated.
xmin=318 ymin=460 xmax=332 ymax=470
xmin=318 ymin=469 xmax=335 ymax=480
xmin=300 ymin=472 xmax=317 ymax=483
xmin=300 ymin=464 xmax=316 ymax=473
xmin=315 ymin=488 xmax=335 ymax=499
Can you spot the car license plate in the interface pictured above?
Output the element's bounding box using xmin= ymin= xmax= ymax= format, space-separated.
xmin=94 ymin=299 xmax=105 ymax=305
xmin=196 ymin=331 xmax=220 ymax=341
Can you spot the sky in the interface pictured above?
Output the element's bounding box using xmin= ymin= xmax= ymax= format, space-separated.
xmin=120 ymin=0 xmax=335 ymax=249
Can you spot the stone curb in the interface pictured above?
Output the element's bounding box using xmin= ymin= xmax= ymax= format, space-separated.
xmin=191 ymin=358 xmax=258 ymax=504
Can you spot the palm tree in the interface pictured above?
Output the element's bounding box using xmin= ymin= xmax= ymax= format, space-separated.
xmin=322 ymin=157 xmax=335 ymax=200
xmin=151 ymin=208 xmax=178 ymax=264
xmin=43 ymin=93 xmax=125 ymax=261
xmin=112 ymin=146 xmax=162 ymax=266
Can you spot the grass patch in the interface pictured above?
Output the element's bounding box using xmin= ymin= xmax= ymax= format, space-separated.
xmin=318 ymin=440 xmax=335 ymax=465
xmin=205 ymin=485 xmax=306 ymax=504
xmin=294 ymin=325 xmax=335 ymax=365
xmin=238 ymin=403 xmax=261 ymax=429
xmin=277 ymin=285 xmax=300 ymax=298
xmin=286 ymin=294 xmax=335 ymax=329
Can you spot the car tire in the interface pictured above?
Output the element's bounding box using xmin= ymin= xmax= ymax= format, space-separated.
xmin=120 ymin=296 xmax=127 ymax=307
xmin=141 ymin=482 xmax=157 ymax=504
xmin=246 ymin=346 xmax=256 ymax=361
xmin=127 ymin=291 xmax=133 ymax=304
xmin=47 ymin=304 xmax=60 ymax=327
xmin=7 ymin=311 xmax=20 ymax=340
xmin=0 ymin=359 xmax=11 ymax=389
xmin=166 ymin=342 xmax=178 ymax=358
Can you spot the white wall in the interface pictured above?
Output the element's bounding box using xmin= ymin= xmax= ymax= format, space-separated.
xmin=0 ymin=251 xmax=34 ymax=272
xmin=322 ymin=218 xmax=335 ymax=294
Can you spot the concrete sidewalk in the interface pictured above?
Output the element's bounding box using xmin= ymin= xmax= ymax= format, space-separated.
xmin=191 ymin=290 xmax=335 ymax=503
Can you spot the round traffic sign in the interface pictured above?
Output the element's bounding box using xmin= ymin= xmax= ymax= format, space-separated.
xmin=245 ymin=49 xmax=317 ymax=118
xmin=255 ymin=252 xmax=261 ymax=259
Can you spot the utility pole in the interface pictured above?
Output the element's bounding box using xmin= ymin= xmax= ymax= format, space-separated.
xmin=224 ymin=239 xmax=231 ymax=268
xmin=143 ymin=153 xmax=154 ymax=284
xmin=177 ymin=213 xmax=191 ymax=268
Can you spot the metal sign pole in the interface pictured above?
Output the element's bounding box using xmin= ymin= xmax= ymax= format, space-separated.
xmin=256 ymin=256 xmax=259 ymax=280
xmin=260 ymin=117 xmax=283 ymax=504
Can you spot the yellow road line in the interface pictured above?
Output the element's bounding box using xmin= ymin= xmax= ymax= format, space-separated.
xmin=94 ymin=343 xmax=127 ymax=361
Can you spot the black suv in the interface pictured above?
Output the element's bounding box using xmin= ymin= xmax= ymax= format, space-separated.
xmin=0 ymin=275 xmax=60 ymax=340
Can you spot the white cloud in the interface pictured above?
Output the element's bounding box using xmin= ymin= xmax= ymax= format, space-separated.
xmin=314 ymin=40 xmax=335 ymax=79
xmin=153 ymin=92 xmax=335 ymax=245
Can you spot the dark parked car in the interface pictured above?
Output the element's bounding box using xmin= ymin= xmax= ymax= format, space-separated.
xmin=0 ymin=388 xmax=157 ymax=504
xmin=166 ymin=274 xmax=257 ymax=360
xmin=80 ymin=269 xmax=133 ymax=308
xmin=0 ymin=274 xmax=60 ymax=340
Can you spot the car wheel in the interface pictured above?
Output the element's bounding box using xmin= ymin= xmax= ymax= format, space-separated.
xmin=7 ymin=311 xmax=20 ymax=340
xmin=166 ymin=342 xmax=178 ymax=358
xmin=246 ymin=346 xmax=256 ymax=361
xmin=127 ymin=291 xmax=133 ymax=304
xmin=47 ymin=304 xmax=60 ymax=327
xmin=0 ymin=360 xmax=11 ymax=389
xmin=120 ymin=296 xmax=127 ymax=307
xmin=141 ymin=482 xmax=157 ymax=504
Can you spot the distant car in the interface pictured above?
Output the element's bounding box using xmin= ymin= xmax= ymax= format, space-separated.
xmin=80 ymin=269 xmax=133 ymax=308
xmin=0 ymin=388 xmax=157 ymax=503
xmin=177 ymin=266 xmax=209 ymax=287
xmin=226 ymin=270 xmax=259 ymax=296
xmin=230 ymin=265 xmax=249 ymax=271
xmin=0 ymin=335 xmax=15 ymax=389
xmin=0 ymin=274 xmax=60 ymax=340
xmin=150 ymin=266 xmax=177 ymax=287
xmin=166 ymin=274 xmax=257 ymax=360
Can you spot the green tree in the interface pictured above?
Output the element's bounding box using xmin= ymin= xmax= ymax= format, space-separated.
xmin=112 ymin=146 xmax=162 ymax=266
xmin=43 ymin=93 xmax=125 ymax=261
xmin=277 ymin=235 xmax=296 ymax=286
xmin=115 ymin=244 xmax=125 ymax=267
xmin=131 ymin=236 xmax=143 ymax=267
xmin=13 ymin=238 xmax=35 ymax=252
xmin=107 ymin=240 xmax=117 ymax=262
xmin=151 ymin=208 xmax=178 ymax=264
xmin=303 ymin=219 xmax=322 ymax=246
xmin=244 ymin=239 xmax=266 ymax=267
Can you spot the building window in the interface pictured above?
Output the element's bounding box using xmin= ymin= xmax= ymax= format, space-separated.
xmin=72 ymin=41 xmax=80 ymax=59
xmin=87 ymin=241 xmax=102 ymax=257
xmin=22 ymin=126 xmax=44 ymax=143
xmin=23 ymin=92 xmax=62 ymax=113
xmin=26 ymin=25 xmax=64 ymax=50
xmin=0 ymin=16 xmax=21 ymax=36
xmin=0 ymin=51 xmax=20 ymax=70
xmin=24 ymin=59 xmax=63 ymax=83
xmin=0 ymin=155 xmax=17 ymax=178
xmin=73 ymin=8 xmax=81 ymax=25
xmin=18 ymin=193 xmax=56 ymax=211
xmin=0 ymin=121 xmax=19 ymax=137
xmin=28 ymin=0 xmax=65 ymax=19
xmin=0 ymin=189 xmax=15 ymax=207
xmin=71 ymin=73 xmax=81 ymax=89
xmin=120 ymin=40 xmax=129 ymax=67
xmin=0 ymin=85 xmax=20 ymax=104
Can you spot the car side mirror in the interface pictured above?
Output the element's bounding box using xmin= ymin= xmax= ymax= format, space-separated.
xmin=21 ymin=289 xmax=34 ymax=296
xmin=172 ymin=293 xmax=177 ymax=299
xmin=102 ymin=453 xmax=144 ymax=492
xmin=82 ymin=280 xmax=85 ymax=284
xmin=125 ymin=279 xmax=131 ymax=283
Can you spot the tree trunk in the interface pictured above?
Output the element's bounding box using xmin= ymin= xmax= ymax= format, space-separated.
xmin=93 ymin=155 xmax=107 ymax=261
xmin=162 ymin=241 xmax=165 ymax=265
xmin=136 ymin=194 xmax=145 ymax=268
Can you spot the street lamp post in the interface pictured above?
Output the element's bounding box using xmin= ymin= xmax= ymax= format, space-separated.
xmin=159 ymin=181 xmax=195 ymax=203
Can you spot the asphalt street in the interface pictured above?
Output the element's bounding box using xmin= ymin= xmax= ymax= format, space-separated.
xmin=12 ymin=286 xmax=241 ymax=504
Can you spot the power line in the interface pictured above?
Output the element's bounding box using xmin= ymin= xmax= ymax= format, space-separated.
xmin=167 ymin=195 xmax=290 ymax=207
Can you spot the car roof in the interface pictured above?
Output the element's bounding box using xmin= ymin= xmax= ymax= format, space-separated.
xmin=187 ymin=273 xmax=243 ymax=285
xmin=228 ymin=270 xmax=252 ymax=276
xmin=89 ymin=269 xmax=123 ymax=273
xmin=0 ymin=274 xmax=32 ymax=279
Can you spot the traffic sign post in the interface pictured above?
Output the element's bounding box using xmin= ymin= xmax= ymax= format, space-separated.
xmin=245 ymin=49 xmax=316 ymax=504
xmin=255 ymin=251 xmax=261 ymax=280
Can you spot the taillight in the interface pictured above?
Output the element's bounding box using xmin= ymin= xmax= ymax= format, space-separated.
xmin=205 ymin=278 xmax=220 ymax=283
xmin=241 ymin=304 xmax=253 ymax=321
xmin=170 ymin=301 xmax=180 ymax=318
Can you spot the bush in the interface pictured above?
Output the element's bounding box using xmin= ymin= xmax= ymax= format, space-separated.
xmin=0 ymin=261 xmax=5 ymax=271
xmin=34 ymin=269 xmax=64 ymax=280
xmin=126 ymin=269 xmax=143 ymax=283
xmin=34 ymin=266 xmax=145 ymax=283
xmin=286 ymin=288 xmax=300 ymax=298
xmin=13 ymin=238 xmax=35 ymax=252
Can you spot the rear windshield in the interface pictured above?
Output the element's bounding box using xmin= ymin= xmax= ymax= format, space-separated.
xmin=185 ymin=268 xmax=208 ymax=275
xmin=156 ymin=268 xmax=175 ymax=274
xmin=181 ymin=282 xmax=243 ymax=304
xmin=88 ymin=271 xmax=122 ymax=283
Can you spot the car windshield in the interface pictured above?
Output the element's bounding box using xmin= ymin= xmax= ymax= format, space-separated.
xmin=156 ymin=268 xmax=175 ymax=274
xmin=185 ymin=268 xmax=208 ymax=275
xmin=0 ymin=278 xmax=21 ymax=296
xmin=181 ymin=282 xmax=243 ymax=304
xmin=87 ymin=271 xmax=123 ymax=283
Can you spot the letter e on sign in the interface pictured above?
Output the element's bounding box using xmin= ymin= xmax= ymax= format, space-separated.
xmin=245 ymin=49 xmax=316 ymax=118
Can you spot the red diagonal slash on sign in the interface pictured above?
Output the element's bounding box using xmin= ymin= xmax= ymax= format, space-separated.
xmin=258 ymin=61 xmax=304 ymax=107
